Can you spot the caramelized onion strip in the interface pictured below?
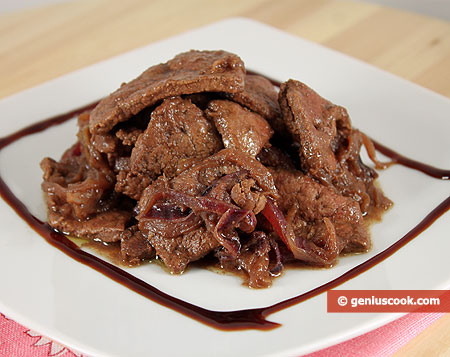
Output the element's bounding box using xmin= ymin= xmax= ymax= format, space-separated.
xmin=141 ymin=189 xmax=257 ymax=257
xmin=140 ymin=204 xmax=203 ymax=238
xmin=268 ymin=238 xmax=283 ymax=277
xmin=360 ymin=131 xmax=393 ymax=170
xmin=261 ymin=198 xmax=339 ymax=265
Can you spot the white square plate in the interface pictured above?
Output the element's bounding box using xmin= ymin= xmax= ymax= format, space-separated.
xmin=0 ymin=18 xmax=449 ymax=357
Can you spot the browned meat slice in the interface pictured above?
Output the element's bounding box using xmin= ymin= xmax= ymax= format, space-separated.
xmin=115 ymin=127 xmax=143 ymax=147
xmin=48 ymin=209 xmax=131 ymax=243
xmin=148 ymin=227 xmax=219 ymax=274
xmin=41 ymin=153 xmax=114 ymax=222
xmin=279 ymin=79 xmax=391 ymax=215
xmin=169 ymin=149 xmax=279 ymax=201
xmin=115 ymin=96 xmax=223 ymax=200
xmin=41 ymin=151 xmax=131 ymax=242
xmin=271 ymin=168 xmax=370 ymax=265
xmin=120 ymin=226 xmax=155 ymax=265
xmin=136 ymin=176 xmax=218 ymax=273
xmin=114 ymin=107 xmax=152 ymax=148
xmin=116 ymin=169 xmax=152 ymax=202
xmin=41 ymin=122 xmax=132 ymax=242
xmin=279 ymin=79 xmax=350 ymax=182
xmin=230 ymin=176 xmax=267 ymax=213
xmin=89 ymin=50 xmax=246 ymax=137
xmin=77 ymin=111 xmax=116 ymax=177
xmin=206 ymin=99 xmax=273 ymax=156
xmin=224 ymin=74 xmax=280 ymax=121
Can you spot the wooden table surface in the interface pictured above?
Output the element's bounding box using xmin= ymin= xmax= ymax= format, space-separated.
xmin=0 ymin=0 xmax=449 ymax=356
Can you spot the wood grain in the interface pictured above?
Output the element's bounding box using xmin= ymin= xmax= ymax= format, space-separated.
xmin=394 ymin=314 xmax=450 ymax=357
xmin=0 ymin=0 xmax=449 ymax=355
xmin=0 ymin=0 xmax=449 ymax=99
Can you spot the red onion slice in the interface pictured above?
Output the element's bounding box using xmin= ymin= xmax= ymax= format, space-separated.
xmin=140 ymin=189 xmax=257 ymax=257
xmin=261 ymin=198 xmax=338 ymax=265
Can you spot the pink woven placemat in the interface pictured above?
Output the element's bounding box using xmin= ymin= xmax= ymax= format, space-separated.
xmin=0 ymin=312 xmax=444 ymax=357
xmin=0 ymin=313 xmax=80 ymax=356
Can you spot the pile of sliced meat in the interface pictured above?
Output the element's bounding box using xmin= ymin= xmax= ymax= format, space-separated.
xmin=41 ymin=50 xmax=391 ymax=288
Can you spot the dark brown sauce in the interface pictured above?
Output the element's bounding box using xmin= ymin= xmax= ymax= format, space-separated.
xmin=372 ymin=139 xmax=450 ymax=180
xmin=1 ymin=100 xmax=449 ymax=331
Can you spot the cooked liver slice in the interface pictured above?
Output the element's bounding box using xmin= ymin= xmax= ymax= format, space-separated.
xmin=224 ymin=74 xmax=281 ymax=122
xmin=116 ymin=96 xmax=222 ymax=199
xmin=47 ymin=209 xmax=131 ymax=243
xmin=89 ymin=50 xmax=246 ymax=135
xmin=120 ymin=226 xmax=155 ymax=265
xmin=279 ymin=79 xmax=349 ymax=181
xmin=168 ymin=149 xmax=279 ymax=200
xmin=41 ymin=144 xmax=132 ymax=242
xmin=40 ymin=151 xmax=113 ymax=221
xmin=206 ymin=99 xmax=273 ymax=157
xmin=146 ymin=226 xmax=219 ymax=274
xmin=272 ymin=168 xmax=370 ymax=259
xmin=278 ymin=79 xmax=391 ymax=215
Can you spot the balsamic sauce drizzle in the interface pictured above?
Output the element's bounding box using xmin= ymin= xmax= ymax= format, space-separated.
xmin=373 ymin=140 xmax=450 ymax=180
xmin=0 ymin=100 xmax=449 ymax=331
